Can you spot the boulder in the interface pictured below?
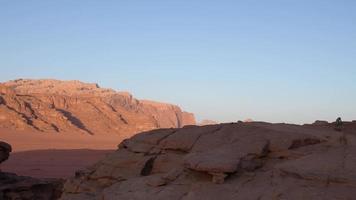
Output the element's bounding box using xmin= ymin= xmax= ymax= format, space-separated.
xmin=0 ymin=141 xmax=11 ymax=164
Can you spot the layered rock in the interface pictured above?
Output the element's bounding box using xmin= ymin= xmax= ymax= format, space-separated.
xmin=0 ymin=79 xmax=196 ymax=135
xmin=0 ymin=141 xmax=63 ymax=200
xmin=60 ymin=121 xmax=356 ymax=200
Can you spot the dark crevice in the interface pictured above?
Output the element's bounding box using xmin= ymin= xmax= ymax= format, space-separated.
xmin=156 ymin=130 xmax=178 ymax=146
xmin=175 ymin=112 xmax=182 ymax=128
xmin=88 ymin=101 xmax=128 ymax=125
xmin=289 ymin=138 xmax=323 ymax=149
xmin=50 ymin=124 xmax=60 ymax=132
xmin=152 ymin=116 xmax=160 ymax=128
xmin=23 ymin=101 xmax=60 ymax=131
xmin=188 ymin=125 xmax=223 ymax=151
xmin=119 ymin=114 xmax=128 ymax=125
xmin=56 ymin=109 xmax=93 ymax=135
xmin=23 ymin=101 xmax=37 ymax=119
xmin=4 ymin=97 xmax=59 ymax=132
xmin=3 ymin=103 xmax=41 ymax=131
xmin=140 ymin=157 xmax=157 ymax=176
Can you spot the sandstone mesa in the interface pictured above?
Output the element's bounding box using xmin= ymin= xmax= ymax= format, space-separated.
xmin=0 ymin=79 xmax=196 ymax=137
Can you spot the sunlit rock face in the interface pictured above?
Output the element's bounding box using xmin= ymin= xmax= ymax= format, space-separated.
xmin=0 ymin=79 xmax=196 ymax=136
xmin=60 ymin=121 xmax=356 ymax=200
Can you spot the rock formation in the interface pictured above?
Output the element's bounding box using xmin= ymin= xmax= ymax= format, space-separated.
xmin=0 ymin=79 xmax=196 ymax=135
xmin=0 ymin=141 xmax=63 ymax=200
xmin=0 ymin=141 xmax=11 ymax=164
xmin=198 ymin=119 xmax=217 ymax=126
xmin=312 ymin=120 xmax=329 ymax=125
xmin=60 ymin=121 xmax=356 ymax=200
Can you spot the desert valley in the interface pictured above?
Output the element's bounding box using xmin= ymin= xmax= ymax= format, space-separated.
xmin=0 ymin=79 xmax=195 ymax=177
xmin=1 ymin=79 xmax=356 ymax=199
xmin=1 ymin=1 xmax=355 ymax=199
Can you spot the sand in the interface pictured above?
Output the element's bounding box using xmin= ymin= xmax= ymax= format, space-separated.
xmin=0 ymin=128 xmax=120 ymax=178
xmin=0 ymin=128 xmax=122 ymax=152
xmin=1 ymin=149 xmax=114 ymax=179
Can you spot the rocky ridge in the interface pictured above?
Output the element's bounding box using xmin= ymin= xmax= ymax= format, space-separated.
xmin=60 ymin=121 xmax=356 ymax=200
xmin=0 ymin=79 xmax=195 ymax=136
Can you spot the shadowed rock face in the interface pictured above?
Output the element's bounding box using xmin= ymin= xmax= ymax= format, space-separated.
xmin=0 ymin=172 xmax=63 ymax=200
xmin=0 ymin=79 xmax=196 ymax=136
xmin=0 ymin=141 xmax=63 ymax=200
xmin=60 ymin=121 xmax=356 ymax=200
xmin=0 ymin=141 xmax=11 ymax=164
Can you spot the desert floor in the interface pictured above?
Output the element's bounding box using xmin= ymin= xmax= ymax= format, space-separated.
xmin=1 ymin=149 xmax=114 ymax=178
xmin=0 ymin=128 xmax=122 ymax=178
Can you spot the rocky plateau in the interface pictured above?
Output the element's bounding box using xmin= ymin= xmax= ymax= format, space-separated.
xmin=0 ymin=79 xmax=196 ymax=137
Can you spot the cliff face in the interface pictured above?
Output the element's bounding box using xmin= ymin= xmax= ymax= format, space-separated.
xmin=60 ymin=121 xmax=356 ymax=200
xmin=0 ymin=79 xmax=196 ymax=135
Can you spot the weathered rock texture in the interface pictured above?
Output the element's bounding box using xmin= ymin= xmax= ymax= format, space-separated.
xmin=60 ymin=121 xmax=356 ymax=200
xmin=0 ymin=79 xmax=195 ymax=135
xmin=0 ymin=172 xmax=63 ymax=200
xmin=0 ymin=141 xmax=63 ymax=200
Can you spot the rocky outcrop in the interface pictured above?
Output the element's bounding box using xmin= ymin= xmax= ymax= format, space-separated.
xmin=0 ymin=141 xmax=63 ymax=200
xmin=312 ymin=120 xmax=329 ymax=125
xmin=59 ymin=121 xmax=356 ymax=200
xmin=0 ymin=172 xmax=63 ymax=200
xmin=0 ymin=141 xmax=11 ymax=164
xmin=0 ymin=79 xmax=196 ymax=135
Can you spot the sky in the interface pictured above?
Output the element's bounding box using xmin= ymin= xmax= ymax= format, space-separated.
xmin=0 ymin=0 xmax=355 ymax=124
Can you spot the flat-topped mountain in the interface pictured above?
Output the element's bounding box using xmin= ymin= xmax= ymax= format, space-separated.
xmin=0 ymin=79 xmax=195 ymax=136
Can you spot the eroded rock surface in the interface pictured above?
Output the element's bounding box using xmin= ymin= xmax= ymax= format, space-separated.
xmin=0 ymin=172 xmax=63 ymax=200
xmin=60 ymin=121 xmax=356 ymax=200
xmin=0 ymin=79 xmax=196 ymax=136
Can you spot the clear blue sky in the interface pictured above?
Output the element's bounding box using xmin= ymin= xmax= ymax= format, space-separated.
xmin=1 ymin=0 xmax=355 ymax=124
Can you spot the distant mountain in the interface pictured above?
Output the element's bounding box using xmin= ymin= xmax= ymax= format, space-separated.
xmin=0 ymin=79 xmax=195 ymax=136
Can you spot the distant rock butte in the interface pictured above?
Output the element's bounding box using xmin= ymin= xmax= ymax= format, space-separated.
xmin=0 ymin=79 xmax=196 ymax=136
xmin=244 ymin=118 xmax=253 ymax=123
xmin=198 ymin=119 xmax=218 ymax=126
xmin=60 ymin=121 xmax=356 ymax=200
